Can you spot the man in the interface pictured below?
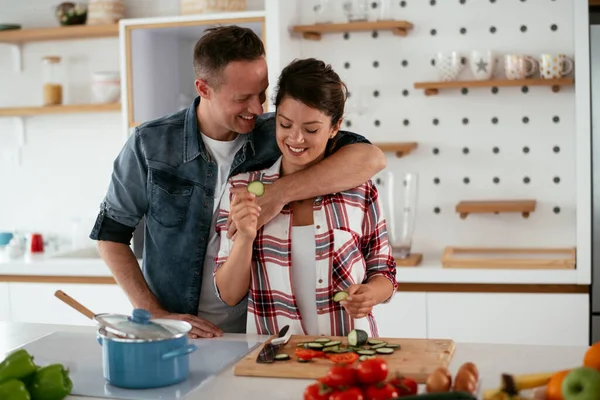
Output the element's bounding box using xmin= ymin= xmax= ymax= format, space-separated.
xmin=90 ymin=25 xmax=386 ymax=339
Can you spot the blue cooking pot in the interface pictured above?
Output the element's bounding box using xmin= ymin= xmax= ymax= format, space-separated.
xmin=96 ymin=309 xmax=197 ymax=389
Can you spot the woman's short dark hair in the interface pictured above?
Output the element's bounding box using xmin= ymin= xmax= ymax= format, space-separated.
xmin=193 ymin=25 xmax=265 ymax=87
xmin=274 ymin=58 xmax=347 ymax=126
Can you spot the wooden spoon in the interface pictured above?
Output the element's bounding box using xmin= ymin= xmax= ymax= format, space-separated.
xmin=54 ymin=290 xmax=96 ymax=320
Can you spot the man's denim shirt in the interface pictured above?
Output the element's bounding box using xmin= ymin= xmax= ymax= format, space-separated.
xmin=90 ymin=96 xmax=370 ymax=316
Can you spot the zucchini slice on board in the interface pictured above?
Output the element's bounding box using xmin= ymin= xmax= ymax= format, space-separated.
xmin=370 ymin=342 xmax=387 ymax=349
xmin=359 ymin=355 xmax=376 ymax=361
xmin=386 ymin=344 xmax=401 ymax=349
xmin=297 ymin=358 xmax=312 ymax=363
xmin=347 ymin=329 xmax=369 ymax=347
xmin=274 ymin=353 xmax=290 ymax=360
xmin=314 ymin=338 xmax=331 ymax=343
xmin=375 ymin=347 xmax=395 ymax=355
xmin=367 ymin=339 xmax=385 ymax=345
xmin=306 ymin=342 xmax=324 ymax=349
xmin=333 ymin=291 xmax=349 ymax=302
xmin=247 ymin=181 xmax=265 ymax=197
xmin=323 ymin=340 xmax=342 ymax=347
xmin=356 ymin=350 xmax=376 ymax=356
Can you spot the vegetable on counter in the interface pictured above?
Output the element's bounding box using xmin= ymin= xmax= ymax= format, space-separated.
xmin=27 ymin=364 xmax=73 ymax=400
xmin=0 ymin=349 xmax=38 ymax=384
xmin=0 ymin=379 xmax=31 ymax=400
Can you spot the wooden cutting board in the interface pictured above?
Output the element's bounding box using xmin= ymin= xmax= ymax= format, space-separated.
xmin=233 ymin=335 xmax=455 ymax=383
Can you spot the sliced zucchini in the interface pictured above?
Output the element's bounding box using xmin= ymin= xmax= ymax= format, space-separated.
xmin=275 ymin=353 xmax=290 ymax=360
xmin=347 ymin=329 xmax=369 ymax=347
xmin=297 ymin=358 xmax=312 ymax=363
xmin=307 ymin=342 xmax=324 ymax=349
xmin=332 ymin=348 xmax=353 ymax=354
xmin=323 ymin=340 xmax=341 ymax=347
xmin=370 ymin=342 xmax=387 ymax=349
xmin=296 ymin=342 xmax=310 ymax=347
xmin=385 ymin=344 xmax=401 ymax=349
xmin=247 ymin=180 xmax=265 ymax=197
xmin=314 ymin=338 xmax=331 ymax=343
xmin=333 ymin=291 xmax=349 ymax=302
xmin=375 ymin=347 xmax=395 ymax=355
xmin=356 ymin=350 xmax=376 ymax=356
xmin=359 ymin=355 xmax=376 ymax=361
xmin=367 ymin=339 xmax=384 ymax=345
xmin=323 ymin=346 xmax=339 ymax=353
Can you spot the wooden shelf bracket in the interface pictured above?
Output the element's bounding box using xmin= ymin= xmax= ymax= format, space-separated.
xmin=456 ymin=200 xmax=537 ymax=219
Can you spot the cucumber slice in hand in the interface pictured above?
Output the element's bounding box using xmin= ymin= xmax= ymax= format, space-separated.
xmin=333 ymin=291 xmax=349 ymax=302
xmin=247 ymin=181 xmax=265 ymax=197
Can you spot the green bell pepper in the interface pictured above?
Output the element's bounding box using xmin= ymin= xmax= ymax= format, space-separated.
xmin=27 ymin=363 xmax=72 ymax=400
xmin=0 ymin=378 xmax=32 ymax=400
xmin=0 ymin=349 xmax=38 ymax=384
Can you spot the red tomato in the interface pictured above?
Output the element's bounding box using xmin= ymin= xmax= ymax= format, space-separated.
xmin=356 ymin=358 xmax=389 ymax=385
xmin=326 ymin=352 xmax=360 ymax=365
xmin=296 ymin=348 xmax=323 ymax=360
xmin=325 ymin=365 xmax=358 ymax=388
xmin=304 ymin=382 xmax=332 ymax=400
xmin=329 ymin=387 xmax=364 ymax=400
xmin=364 ymin=383 xmax=399 ymax=400
xmin=388 ymin=375 xmax=418 ymax=396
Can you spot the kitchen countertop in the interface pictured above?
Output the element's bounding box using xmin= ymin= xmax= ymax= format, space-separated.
xmin=0 ymin=252 xmax=585 ymax=285
xmin=0 ymin=321 xmax=589 ymax=399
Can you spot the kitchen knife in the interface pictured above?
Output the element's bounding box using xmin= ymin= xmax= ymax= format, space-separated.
xmin=256 ymin=325 xmax=291 ymax=363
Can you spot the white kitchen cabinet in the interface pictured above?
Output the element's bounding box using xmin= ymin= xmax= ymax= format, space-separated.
xmin=427 ymin=293 xmax=589 ymax=346
xmin=9 ymin=283 xmax=132 ymax=326
xmin=372 ymin=292 xmax=427 ymax=339
xmin=0 ymin=283 xmax=10 ymax=321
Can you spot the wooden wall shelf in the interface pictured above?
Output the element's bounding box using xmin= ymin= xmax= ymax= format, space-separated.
xmin=395 ymin=253 xmax=422 ymax=267
xmin=0 ymin=24 xmax=119 ymax=44
xmin=414 ymin=78 xmax=573 ymax=96
xmin=456 ymin=200 xmax=537 ymax=219
xmin=441 ymin=247 xmax=576 ymax=270
xmin=291 ymin=20 xmax=413 ymax=40
xmin=0 ymin=103 xmax=121 ymax=117
xmin=375 ymin=142 xmax=417 ymax=157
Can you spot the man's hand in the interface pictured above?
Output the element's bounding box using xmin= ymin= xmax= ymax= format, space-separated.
xmin=339 ymin=284 xmax=378 ymax=319
xmin=151 ymin=309 xmax=223 ymax=339
xmin=227 ymin=183 xmax=285 ymax=239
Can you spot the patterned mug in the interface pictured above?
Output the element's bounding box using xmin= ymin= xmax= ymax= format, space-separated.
xmin=539 ymin=54 xmax=574 ymax=79
xmin=435 ymin=51 xmax=464 ymax=82
xmin=504 ymin=54 xmax=538 ymax=80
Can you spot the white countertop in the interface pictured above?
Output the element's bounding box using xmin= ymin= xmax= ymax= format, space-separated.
xmin=0 ymin=252 xmax=584 ymax=284
xmin=0 ymin=322 xmax=588 ymax=400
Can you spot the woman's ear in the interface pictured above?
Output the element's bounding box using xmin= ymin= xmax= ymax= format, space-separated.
xmin=330 ymin=118 xmax=343 ymax=138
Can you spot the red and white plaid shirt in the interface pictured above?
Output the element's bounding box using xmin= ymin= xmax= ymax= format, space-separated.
xmin=214 ymin=157 xmax=397 ymax=337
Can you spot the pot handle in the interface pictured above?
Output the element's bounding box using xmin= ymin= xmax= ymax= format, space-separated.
xmin=161 ymin=344 xmax=197 ymax=360
xmin=96 ymin=336 xmax=102 ymax=346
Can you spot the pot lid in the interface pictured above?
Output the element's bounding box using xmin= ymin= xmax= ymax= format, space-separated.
xmin=94 ymin=309 xmax=184 ymax=340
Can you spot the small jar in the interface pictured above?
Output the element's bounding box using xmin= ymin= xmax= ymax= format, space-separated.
xmin=42 ymin=56 xmax=63 ymax=106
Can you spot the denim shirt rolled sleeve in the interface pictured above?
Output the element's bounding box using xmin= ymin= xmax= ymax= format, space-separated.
xmin=90 ymin=128 xmax=148 ymax=241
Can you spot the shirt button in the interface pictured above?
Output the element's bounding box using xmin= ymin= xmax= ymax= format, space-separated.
xmin=318 ymin=279 xmax=323 ymax=283
xmin=204 ymin=202 xmax=209 ymax=207
xmin=316 ymin=225 xmax=321 ymax=229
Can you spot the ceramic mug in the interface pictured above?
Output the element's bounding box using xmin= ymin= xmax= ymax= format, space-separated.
xmin=539 ymin=54 xmax=574 ymax=79
xmin=470 ymin=50 xmax=497 ymax=80
xmin=435 ymin=51 xmax=464 ymax=82
xmin=504 ymin=54 xmax=538 ymax=80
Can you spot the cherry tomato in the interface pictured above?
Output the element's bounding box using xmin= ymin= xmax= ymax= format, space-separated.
xmin=325 ymin=365 xmax=358 ymax=389
xmin=364 ymin=383 xmax=399 ymax=400
xmin=329 ymin=387 xmax=365 ymax=400
xmin=356 ymin=358 xmax=389 ymax=385
xmin=388 ymin=374 xmax=418 ymax=396
xmin=326 ymin=352 xmax=360 ymax=365
xmin=304 ymin=382 xmax=332 ymax=400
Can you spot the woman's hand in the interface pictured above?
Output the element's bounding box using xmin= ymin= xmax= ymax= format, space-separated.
xmin=230 ymin=191 xmax=261 ymax=241
xmin=339 ymin=284 xmax=378 ymax=319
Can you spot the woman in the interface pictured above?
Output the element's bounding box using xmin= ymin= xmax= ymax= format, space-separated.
xmin=213 ymin=58 xmax=397 ymax=337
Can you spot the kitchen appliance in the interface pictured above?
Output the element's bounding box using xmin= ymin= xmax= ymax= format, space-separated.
xmin=255 ymin=325 xmax=291 ymax=363
xmin=235 ymin=335 xmax=455 ymax=383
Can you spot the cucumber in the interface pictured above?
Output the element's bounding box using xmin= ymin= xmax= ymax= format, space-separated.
xmin=274 ymin=353 xmax=290 ymax=360
xmin=297 ymin=358 xmax=312 ymax=363
xmin=323 ymin=340 xmax=341 ymax=347
xmin=333 ymin=291 xmax=349 ymax=302
xmin=375 ymin=347 xmax=395 ymax=355
xmin=332 ymin=348 xmax=353 ymax=353
xmin=367 ymin=339 xmax=384 ymax=345
xmin=323 ymin=346 xmax=339 ymax=353
xmin=247 ymin=180 xmax=265 ymax=196
xmin=314 ymin=338 xmax=331 ymax=343
xmin=359 ymin=355 xmax=376 ymax=361
xmin=307 ymin=342 xmax=324 ymax=349
xmin=389 ymin=392 xmax=476 ymax=400
xmin=386 ymin=344 xmax=401 ymax=349
xmin=296 ymin=342 xmax=309 ymax=347
xmin=370 ymin=342 xmax=387 ymax=349
xmin=347 ymin=329 xmax=368 ymax=347
xmin=356 ymin=350 xmax=376 ymax=356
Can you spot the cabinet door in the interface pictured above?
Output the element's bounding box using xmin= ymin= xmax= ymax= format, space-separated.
xmin=427 ymin=293 xmax=589 ymax=346
xmin=0 ymin=283 xmax=10 ymax=321
xmin=9 ymin=283 xmax=132 ymax=326
xmin=372 ymin=292 xmax=427 ymax=339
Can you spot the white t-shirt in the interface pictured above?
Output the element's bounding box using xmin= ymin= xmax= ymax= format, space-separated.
xmin=290 ymin=225 xmax=318 ymax=335
xmin=197 ymin=132 xmax=247 ymax=332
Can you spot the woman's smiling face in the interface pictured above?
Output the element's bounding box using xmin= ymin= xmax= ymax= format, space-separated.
xmin=276 ymin=95 xmax=341 ymax=175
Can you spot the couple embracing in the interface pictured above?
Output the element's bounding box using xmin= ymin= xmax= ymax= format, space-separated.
xmin=90 ymin=25 xmax=397 ymax=339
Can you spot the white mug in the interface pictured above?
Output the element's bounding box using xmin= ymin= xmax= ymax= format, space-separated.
xmin=435 ymin=51 xmax=464 ymax=82
xmin=539 ymin=54 xmax=574 ymax=79
xmin=504 ymin=54 xmax=538 ymax=80
xmin=470 ymin=50 xmax=497 ymax=80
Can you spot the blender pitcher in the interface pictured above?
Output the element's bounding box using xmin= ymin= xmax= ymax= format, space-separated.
xmin=381 ymin=171 xmax=418 ymax=259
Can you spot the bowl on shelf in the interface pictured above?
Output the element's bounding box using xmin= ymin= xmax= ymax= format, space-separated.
xmin=55 ymin=2 xmax=88 ymax=26
xmin=91 ymin=71 xmax=120 ymax=104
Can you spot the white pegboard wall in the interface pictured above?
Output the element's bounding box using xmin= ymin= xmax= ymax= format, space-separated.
xmin=292 ymin=0 xmax=577 ymax=258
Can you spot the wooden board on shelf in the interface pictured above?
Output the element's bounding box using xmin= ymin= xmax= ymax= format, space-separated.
xmin=292 ymin=20 xmax=413 ymax=40
xmin=395 ymin=253 xmax=422 ymax=267
xmin=414 ymin=78 xmax=573 ymax=96
xmin=0 ymin=103 xmax=121 ymax=117
xmin=375 ymin=142 xmax=417 ymax=157
xmin=234 ymin=335 xmax=455 ymax=383
xmin=456 ymin=200 xmax=536 ymax=219
xmin=441 ymin=247 xmax=576 ymax=270
xmin=0 ymin=24 xmax=119 ymax=44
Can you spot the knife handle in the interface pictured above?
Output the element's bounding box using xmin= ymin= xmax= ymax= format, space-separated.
xmin=271 ymin=327 xmax=292 ymax=345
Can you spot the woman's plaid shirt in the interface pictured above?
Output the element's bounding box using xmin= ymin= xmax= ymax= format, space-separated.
xmin=214 ymin=157 xmax=397 ymax=337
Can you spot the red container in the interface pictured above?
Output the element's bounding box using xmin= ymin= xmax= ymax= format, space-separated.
xmin=30 ymin=233 xmax=44 ymax=253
